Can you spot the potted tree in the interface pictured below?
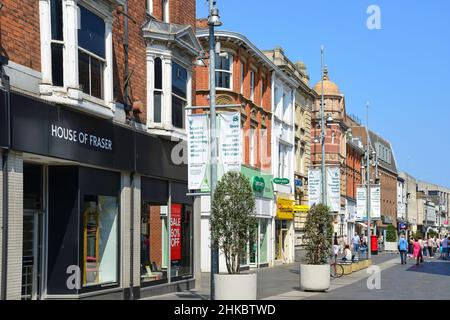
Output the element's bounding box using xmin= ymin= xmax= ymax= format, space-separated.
xmin=210 ymin=171 xmax=258 ymax=300
xmin=300 ymin=204 xmax=333 ymax=291
xmin=384 ymin=225 xmax=398 ymax=251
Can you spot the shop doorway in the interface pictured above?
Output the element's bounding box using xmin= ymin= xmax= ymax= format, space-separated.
xmin=22 ymin=163 xmax=45 ymax=300
xmin=275 ymin=220 xmax=288 ymax=262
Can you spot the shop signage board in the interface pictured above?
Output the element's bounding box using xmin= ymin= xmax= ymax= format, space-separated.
xmin=187 ymin=114 xmax=210 ymax=190
xmin=241 ymin=165 xmax=274 ymax=200
xmin=307 ymin=167 xmax=340 ymax=212
xmin=356 ymin=185 xmax=381 ymax=221
xmin=277 ymin=197 xmax=294 ymax=220
xmin=294 ymin=205 xmax=309 ymax=212
xmin=170 ymin=204 xmax=182 ymax=261
xmin=273 ymin=177 xmax=290 ymax=185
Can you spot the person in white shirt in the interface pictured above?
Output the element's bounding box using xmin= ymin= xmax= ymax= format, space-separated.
xmin=342 ymin=245 xmax=352 ymax=262
xmin=352 ymin=233 xmax=360 ymax=253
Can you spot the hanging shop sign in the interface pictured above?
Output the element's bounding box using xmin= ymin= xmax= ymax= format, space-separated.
xmin=273 ymin=178 xmax=290 ymax=185
xmin=187 ymin=114 xmax=209 ymax=190
xmin=252 ymin=176 xmax=265 ymax=193
xmin=170 ymin=204 xmax=182 ymax=261
xmin=277 ymin=197 xmax=294 ymax=220
xmin=307 ymin=167 xmax=340 ymax=212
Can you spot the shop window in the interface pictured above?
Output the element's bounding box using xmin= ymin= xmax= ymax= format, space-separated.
xmin=78 ymin=5 xmax=105 ymax=99
xmin=141 ymin=203 xmax=169 ymax=284
xmin=259 ymin=219 xmax=268 ymax=264
xmin=172 ymin=62 xmax=187 ymax=128
xmin=82 ymin=195 xmax=118 ymax=286
xmin=24 ymin=164 xmax=43 ymax=210
xmin=170 ymin=204 xmax=193 ymax=280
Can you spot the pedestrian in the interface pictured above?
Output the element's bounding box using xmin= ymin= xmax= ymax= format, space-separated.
xmin=408 ymin=236 xmax=414 ymax=257
xmin=398 ymin=234 xmax=408 ymax=264
xmin=333 ymin=233 xmax=339 ymax=261
xmin=422 ymin=237 xmax=428 ymax=257
xmin=444 ymin=236 xmax=450 ymax=260
xmin=342 ymin=245 xmax=352 ymax=262
xmin=352 ymin=233 xmax=360 ymax=254
xmin=413 ymin=238 xmax=423 ymax=265
xmin=427 ymin=236 xmax=434 ymax=258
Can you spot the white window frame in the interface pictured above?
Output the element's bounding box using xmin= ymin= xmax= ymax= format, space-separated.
xmin=240 ymin=61 xmax=245 ymax=94
xmin=250 ymin=69 xmax=255 ymax=102
xmin=250 ymin=126 xmax=256 ymax=167
xmin=162 ymin=0 xmax=169 ymax=23
xmin=39 ymin=0 xmax=114 ymax=116
xmin=171 ymin=61 xmax=188 ymax=129
xmin=215 ymin=52 xmax=233 ymax=90
xmin=146 ymin=0 xmax=153 ymax=15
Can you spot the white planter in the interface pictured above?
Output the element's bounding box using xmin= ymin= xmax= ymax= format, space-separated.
xmin=300 ymin=264 xmax=330 ymax=292
xmin=384 ymin=241 xmax=398 ymax=251
xmin=214 ymin=273 xmax=257 ymax=300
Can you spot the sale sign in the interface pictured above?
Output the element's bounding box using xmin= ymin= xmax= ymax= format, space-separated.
xmin=170 ymin=204 xmax=182 ymax=261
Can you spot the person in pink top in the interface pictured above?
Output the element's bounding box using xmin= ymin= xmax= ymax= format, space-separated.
xmin=413 ymin=238 xmax=423 ymax=265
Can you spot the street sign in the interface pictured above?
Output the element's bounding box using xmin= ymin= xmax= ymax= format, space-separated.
xmin=273 ymin=178 xmax=289 ymax=185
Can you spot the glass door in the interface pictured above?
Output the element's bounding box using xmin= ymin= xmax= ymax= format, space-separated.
xmin=22 ymin=163 xmax=45 ymax=300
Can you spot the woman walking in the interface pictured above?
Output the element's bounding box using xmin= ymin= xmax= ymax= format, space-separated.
xmin=413 ymin=238 xmax=423 ymax=265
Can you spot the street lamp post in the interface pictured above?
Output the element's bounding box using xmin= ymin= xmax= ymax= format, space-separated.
xmin=365 ymin=103 xmax=372 ymax=259
xmin=320 ymin=46 xmax=327 ymax=206
xmin=207 ymin=0 xmax=222 ymax=301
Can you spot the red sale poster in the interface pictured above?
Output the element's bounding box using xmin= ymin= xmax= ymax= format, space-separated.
xmin=170 ymin=204 xmax=182 ymax=261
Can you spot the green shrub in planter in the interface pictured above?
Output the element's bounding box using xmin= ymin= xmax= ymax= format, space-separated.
xmin=210 ymin=171 xmax=257 ymax=274
xmin=303 ymin=204 xmax=333 ymax=265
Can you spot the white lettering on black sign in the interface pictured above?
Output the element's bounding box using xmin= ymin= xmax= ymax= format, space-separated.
xmin=51 ymin=124 xmax=113 ymax=151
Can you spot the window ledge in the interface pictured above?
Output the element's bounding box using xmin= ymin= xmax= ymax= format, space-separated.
xmin=39 ymin=84 xmax=114 ymax=119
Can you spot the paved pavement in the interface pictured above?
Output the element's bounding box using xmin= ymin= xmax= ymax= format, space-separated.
xmin=144 ymin=252 xmax=414 ymax=300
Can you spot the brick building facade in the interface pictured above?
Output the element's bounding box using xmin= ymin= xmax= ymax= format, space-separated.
xmin=0 ymin=0 xmax=201 ymax=300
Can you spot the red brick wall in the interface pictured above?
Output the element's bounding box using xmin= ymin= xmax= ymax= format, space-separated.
xmin=194 ymin=41 xmax=273 ymax=172
xmin=0 ymin=0 xmax=41 ymax=72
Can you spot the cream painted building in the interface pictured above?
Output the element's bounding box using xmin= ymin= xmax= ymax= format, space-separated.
xmin=263 ymin=47 xmax=314 ymax=247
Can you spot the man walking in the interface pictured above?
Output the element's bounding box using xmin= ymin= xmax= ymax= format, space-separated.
xmin=398 ymin=234 xmax=408 ymax=264
xmin=352 ymin=233 xmax=360 ymax=254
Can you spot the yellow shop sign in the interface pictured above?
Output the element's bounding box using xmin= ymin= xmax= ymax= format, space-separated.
xmin=277 ymin=197 xmax=294 ymax=220
xmin=294 ymin=205 xmax=309 ymax=212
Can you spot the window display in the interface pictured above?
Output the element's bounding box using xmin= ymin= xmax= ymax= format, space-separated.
xmin=82 ymin=195 xmax=118 ymax=286
xmin=141 ymin=204 xmax=169 ymax=283
xmin=171 ymin=204 xmax=193 ymax=279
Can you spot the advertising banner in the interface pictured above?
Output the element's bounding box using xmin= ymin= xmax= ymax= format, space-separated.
xmin=308 ymin=168 xmax=321 ymax=208
xmin=356 ymin=187 xmax=366 ymax=221
xmin=326 ymin=167 xmax=340 ymax=212
xmin=308 ymin=167 xmax=340 ymax=212
xmin=356 ymin=185 xmax=381 ymax=221
xmin=277 ymin=197 xmax=295 ymax=220
xmin=218 ymin=112 xmax=241 ymax=177
xmin=187 ymin=114 xmax=209 ymax=190
xmin=170 ymin=204 xmax=182 ymax=261
xmin=370 ymin=185 xmax=381 ymax=219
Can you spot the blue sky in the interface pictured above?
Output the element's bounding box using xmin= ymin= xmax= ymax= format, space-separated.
xmin=197 ymin=0 xmax=450 ymax=188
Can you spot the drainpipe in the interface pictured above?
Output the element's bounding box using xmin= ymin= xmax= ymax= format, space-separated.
xmin=1 ymin=54 xmax=10 ymax=300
